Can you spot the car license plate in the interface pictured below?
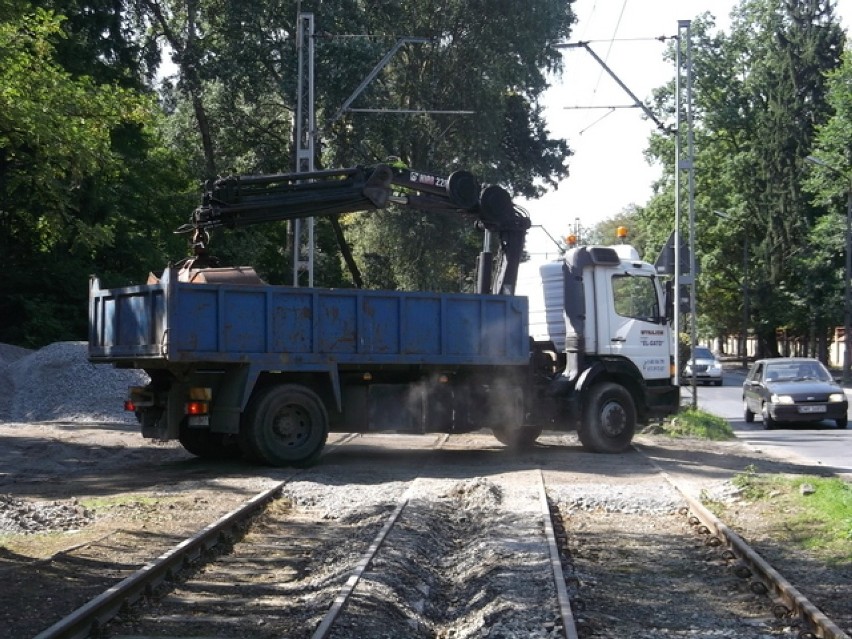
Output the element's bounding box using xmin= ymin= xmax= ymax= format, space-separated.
xmin=798 ymin=405 xmax=826 ymax=414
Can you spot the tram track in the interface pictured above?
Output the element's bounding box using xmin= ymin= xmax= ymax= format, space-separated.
xmin=14 ymin=431 xmax=852 ymax=639
xmin=544 ymin=442 xmax=852 ymax=639
xmin=32 ymin=435 xmax=579 ymax=639
xmin=647 ymin=455 xmax=850 ymax=639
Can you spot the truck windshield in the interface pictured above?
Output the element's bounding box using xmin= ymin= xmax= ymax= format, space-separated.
xmin=612 ymin=274 xmax=658 ymax=321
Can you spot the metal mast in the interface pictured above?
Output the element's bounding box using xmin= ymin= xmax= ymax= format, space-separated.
xmin=675 ymin=20 xmax=696 ymax=402
xmin=294 ymin=12 xmax=316 ymax=286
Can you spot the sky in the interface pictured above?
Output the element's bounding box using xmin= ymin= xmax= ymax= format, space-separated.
xmin=521 ymin=0 xmax=852 ymax=259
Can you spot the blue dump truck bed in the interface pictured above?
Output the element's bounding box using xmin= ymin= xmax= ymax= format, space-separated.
xmin=89 ymin=267 xmax=530 ymax=369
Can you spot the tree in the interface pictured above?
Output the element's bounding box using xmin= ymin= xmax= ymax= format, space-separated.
xmin=806 ymin=47 xmax=852 ymax=203
xmin=142 ymin=0 xmax=576 ymax=289
xmin=0 ymin=8 xmax=193 ymax=346
xmin=643 ymin=0 xmax=844 ymax=356
xmin=318 ymin=0 xmax=575 ymax=290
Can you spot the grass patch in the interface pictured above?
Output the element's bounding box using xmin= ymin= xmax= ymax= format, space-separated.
xmin=722 ymin=467 xmax=852 ymax=564
xmin=647 ymin=407 xmax=735 ymax=440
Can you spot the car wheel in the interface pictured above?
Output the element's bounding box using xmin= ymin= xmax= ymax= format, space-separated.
xmin=837 ymin=416 xmax=848 ymax=429
xmin=761 ymin=403 xmax=776 ymax=429
xmin=743 ymin=400 xmax=754 ymax=423
xmin=714 ymin=379 xmax=723 ymax=387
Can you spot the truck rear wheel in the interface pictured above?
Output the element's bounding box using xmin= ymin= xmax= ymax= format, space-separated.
xmin=241 ymin=384 xmax=329 ymax=467
xmin=491 ymin=387 xmax=541 ymax=448
xmin=178 ymin=422 xmax=242 ymax=460
xmin=578 ymin=382 xmax=635 ymax=453
xmin=492 ymin=423 xmax=543 ymax=448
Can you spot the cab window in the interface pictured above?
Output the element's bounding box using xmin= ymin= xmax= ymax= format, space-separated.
xmin=612 ymin=274 xmax=658 ymax=321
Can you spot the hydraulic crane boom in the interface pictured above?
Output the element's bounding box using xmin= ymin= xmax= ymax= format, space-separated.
xmin=177 ymin=163 xmax=530 ymax=295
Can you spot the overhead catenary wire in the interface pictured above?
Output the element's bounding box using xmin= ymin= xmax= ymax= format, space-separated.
xmin=589 ymin=0 xmax=629 ymax=97
xmin=560 ymin=0 xmax=676 ymax=135
xmin=578 ymin=107 xmax=616 ymax=135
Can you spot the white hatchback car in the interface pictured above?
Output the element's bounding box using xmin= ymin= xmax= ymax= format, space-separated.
xmin=683 ymin=346 xmax=723 ymax=386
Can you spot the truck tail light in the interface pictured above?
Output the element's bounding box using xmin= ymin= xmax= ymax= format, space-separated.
xmin=185 ymin=400 xmax=210 ymax=415
xmin=186 ymin=387 xmax=212 ymax=416
xmin=126 ymin=386 xmax=154 ymax=411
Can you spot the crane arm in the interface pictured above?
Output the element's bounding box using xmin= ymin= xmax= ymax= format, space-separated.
xmin=177 ymin=163 xmax=530 ymax=294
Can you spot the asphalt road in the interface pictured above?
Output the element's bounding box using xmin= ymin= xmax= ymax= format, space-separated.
xmin=683 ymin=368 xmax=852 ymax=477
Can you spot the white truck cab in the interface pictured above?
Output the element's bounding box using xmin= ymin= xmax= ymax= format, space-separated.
xmin=516 ymin=239 xmax=678 ymax=451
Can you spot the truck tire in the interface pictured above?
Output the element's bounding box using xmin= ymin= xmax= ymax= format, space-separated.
xmin=489 ymin=387 xmax=540 ymax=448
xmin=179 ymin=422 xmax=242 ymax=460
xmin=578 ymin=382 xmax=635 ymax=453
xmin=492 ymin=423 xmax=544 ymax=448
xmin=241 ymin=384 xmax=329 ymax=467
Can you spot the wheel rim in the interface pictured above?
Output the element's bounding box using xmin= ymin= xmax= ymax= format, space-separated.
xmin=272 ymin=404 xmax=311 ymax=448
xmin=600 ymin=400 xmax=627 ymax=437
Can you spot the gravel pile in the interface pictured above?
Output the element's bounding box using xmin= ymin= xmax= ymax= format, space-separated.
xmin=1 ymin=341 xmax=147 ymax=536
xmin=0 ymin=341 xmax=147 ymax=424
xmin=0 ymin=494 xmax=96 ymax=534
xmin=552 ymin=482 xmax=683 ymax=514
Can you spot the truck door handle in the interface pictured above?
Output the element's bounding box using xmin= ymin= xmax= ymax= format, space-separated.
xmin=611 ymin=336 xmax=626 ymax=342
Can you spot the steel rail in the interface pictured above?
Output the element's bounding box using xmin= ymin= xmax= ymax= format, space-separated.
xmin=641 ymin=451 xmax=851 ymax=639
xmin=310 ymin=489 xmax=412 ymax=639
xmin=310 ymin=433 xmax=449 ymax=638
xmin=31 ymin=433 xmax=363 ymax=639
xmin=681 ymin=491 xmax=850 ymax=639
xmin=538 ymin=469 xmax=580 ymax=639
xmin=32 ymin=481 xmax=285 ymax=639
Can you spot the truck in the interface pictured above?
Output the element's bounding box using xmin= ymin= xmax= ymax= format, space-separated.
xmin=88 ymin=162 xmax=680 ymax=466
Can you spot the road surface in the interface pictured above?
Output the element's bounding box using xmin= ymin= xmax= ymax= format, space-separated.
xmin=684 ymin=367 xmax=852 ymax=477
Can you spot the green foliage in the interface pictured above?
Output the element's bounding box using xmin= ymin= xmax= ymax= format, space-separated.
xmin=0 ymin=0 xmax=581 ymax=345
xmin=659 ymin=407 xmax=735 ymax=441
xmin=729 ymin=469 xmax=852 ymax=560
xmin=317 ymin=1 xmax=575 ymax=290
xmin=0 ymin=7 xmax=194 ymax=346
xmin=0 ymin=10 xmax=150 ymax=229
xmin=6 ymin=0 xmax=851 ymax=352
xmin=806 ymin=48 xmax=852 ymax=220
xmin=730 ymin=464 xmax=766 ymax=499
xmin=643 ymin=1 xmax=846 ymax=354
xmin=149 ymin=0 xmax=576 ymax=289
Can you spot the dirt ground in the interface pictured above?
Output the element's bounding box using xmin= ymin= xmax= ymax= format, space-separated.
xmin=1 ymin=421 xmax=850 ymax=638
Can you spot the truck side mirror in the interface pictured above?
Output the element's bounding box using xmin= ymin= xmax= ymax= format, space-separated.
xmin=664 ymin=280 xmax=674 ymax=322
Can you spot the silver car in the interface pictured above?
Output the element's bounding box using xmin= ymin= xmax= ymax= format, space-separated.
xmin=683 ymin=346 xmax=723 ymax=386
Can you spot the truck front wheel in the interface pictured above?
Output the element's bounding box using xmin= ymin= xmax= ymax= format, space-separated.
xmin=241 ymin=384 xmax=329 ymax=467
xmin=578 ymin=382 xmax=636 ymax=453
